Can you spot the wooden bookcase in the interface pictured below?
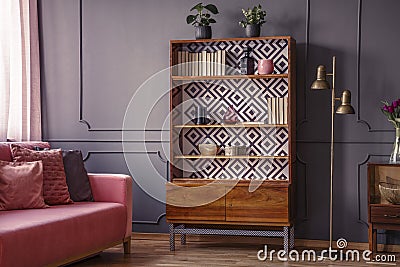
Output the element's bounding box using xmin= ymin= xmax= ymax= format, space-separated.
xmin=368 ymin=163 xmax=400 ymax=253
xmin=167 ymin=36 xmax=296 ymax=253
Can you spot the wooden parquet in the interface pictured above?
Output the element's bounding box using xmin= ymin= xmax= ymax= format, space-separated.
xmin=71 ymin=234 xmax=399 ymax=266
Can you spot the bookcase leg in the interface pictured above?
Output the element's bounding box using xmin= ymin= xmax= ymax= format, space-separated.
xmin=283 ymin=226 xmax=289 ymax=255
xmin=169 ymin=223 xmax=175 ymax=251
xmin=289 ymin=226 xmax=295 ymax=249
xmin=180 ymin=224 xmax=186 ymax=245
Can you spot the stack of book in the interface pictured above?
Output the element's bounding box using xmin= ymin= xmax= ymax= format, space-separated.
xmin=176 ymin=50 xmax=226 ymax=76
xmin=267 ymin=97 xmax=288 ymax=125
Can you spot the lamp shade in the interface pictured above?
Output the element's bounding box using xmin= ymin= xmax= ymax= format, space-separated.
xmin=336 ymin=90 xmax=355 ymax=114
xmin=311 ymin=65 xmax=330 ymax=90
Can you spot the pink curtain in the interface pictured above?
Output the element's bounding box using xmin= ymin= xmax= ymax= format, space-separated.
xmin=0 ymin=0 xmax=41 ymax=141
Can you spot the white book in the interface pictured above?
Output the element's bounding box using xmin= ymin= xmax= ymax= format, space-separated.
xmin=206 ymin=52 xmax=211 ymax=76
xmin=214 ymin=51 xmax=218 ymax=76
xmin=198 ymin=53 xmax=202 ymax=76
xmin=201 ymin=51 xmax=207 ymax=76
xmin=211 ymin=53 xmax=215 ymax=76
xmin=190 ymin=53 xmax=194 ymax=76
xmin=283 ymin=97 xmax=288 ymax=124
xmin=221 ymin=50 xmax=226 ymax=75
xmin=184 ymin=51 xmax=189 ymax=76
xmin=194 ymin=53 xmax=199 ymax=76
xmin=271 ymin=98 xmax=276 ymax=125
xmin=267 ymin=98 xmax=272 ymax=124
xmin=216 ymin=50 xmax=222 ymax=76
xmin=177 ymin=51 xmax=182 ymax=76
xmin=278 ymin=98 xmax=284 ymax=124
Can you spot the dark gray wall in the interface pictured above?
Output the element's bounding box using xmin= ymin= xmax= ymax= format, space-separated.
xmin=38 ymin=0 xmax=400 ymax=243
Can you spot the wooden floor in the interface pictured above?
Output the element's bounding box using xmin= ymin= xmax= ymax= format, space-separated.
xmin=71 ymin=235 xmax=399 ymax=266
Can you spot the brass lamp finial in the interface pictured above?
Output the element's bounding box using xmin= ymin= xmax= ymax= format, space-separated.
xmin=311 ymin=65 xmax=330 ymax=90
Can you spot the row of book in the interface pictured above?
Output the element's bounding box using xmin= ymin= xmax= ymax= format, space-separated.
xmin=176 ymin=50 xmax=226 ymax=76
xmin=267 ymin=97 xmax=288 ymax=125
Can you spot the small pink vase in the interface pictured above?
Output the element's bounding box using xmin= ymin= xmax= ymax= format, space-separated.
xmin=258 ymin=59 xmax=274 ymax=75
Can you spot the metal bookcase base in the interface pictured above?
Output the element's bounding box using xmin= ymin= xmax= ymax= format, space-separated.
xmin=169 ymin=223 xmax=295 ymax=255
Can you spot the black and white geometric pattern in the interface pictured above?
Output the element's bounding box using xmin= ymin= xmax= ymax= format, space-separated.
xmin=174 ymin=39 xmax=289 ymax=74
xmin=169 ymin=223 xmax=295 ymax=254
xmin=178 ymin=158 xmax=289 ymax=180
xmin=172 ymin=39 xmax=290 ymax=181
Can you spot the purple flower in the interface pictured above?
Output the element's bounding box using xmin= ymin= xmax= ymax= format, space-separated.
xmin=393 ymin=101 xmax=399 ymax=108
xmin=397 ymin=99 xmax=400 ymax=106
xmin=383 ymin=105 xmax=389 ymax=112
xmin=388 ymin=106 xmax=394 ymax=113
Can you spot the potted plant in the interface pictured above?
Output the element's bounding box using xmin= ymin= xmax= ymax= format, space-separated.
xmin=186 ymin=3 xmax=219 ymax=39
xmin=239 ymin=4 xmax=267 ymax=37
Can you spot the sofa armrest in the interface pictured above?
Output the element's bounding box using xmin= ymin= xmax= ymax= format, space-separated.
xmin=88 ymin=173 xmax=132 ymax=239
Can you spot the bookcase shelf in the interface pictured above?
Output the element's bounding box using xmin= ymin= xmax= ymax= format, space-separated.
xmin=167 ymin=36 xmax=296 ymax=253
xmin=174 ymin=155 xmax=288 ymax=160
xmin=171 ymin=74 xmax=288 ymax=81
xmin=173 ymin=123 xmax=288 ymax=128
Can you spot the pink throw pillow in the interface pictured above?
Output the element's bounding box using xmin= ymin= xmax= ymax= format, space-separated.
xmin=0 ymin=160 xmax=48 ymax=210
xmin=11 ymin=145 xmax=73 ymax=205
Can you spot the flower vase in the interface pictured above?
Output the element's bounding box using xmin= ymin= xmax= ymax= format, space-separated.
xmin=390 ymin=127 xmax=400 ymax=163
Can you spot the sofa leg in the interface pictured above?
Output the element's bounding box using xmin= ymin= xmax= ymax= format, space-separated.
xmin=123 ymin=237 xmax=131 ymax=254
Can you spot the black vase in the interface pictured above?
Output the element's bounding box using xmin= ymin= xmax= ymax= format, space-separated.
xmin=195 ymin=26 xmax=212 ymax=39
xmin=240 ymin=47 xmax=255 ymax=75
xmin=245 ymin=24 xmax=261 ymax=38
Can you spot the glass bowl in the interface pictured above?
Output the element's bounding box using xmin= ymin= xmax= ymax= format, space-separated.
xmin=379 ymin=182 xmax=400 ymax=204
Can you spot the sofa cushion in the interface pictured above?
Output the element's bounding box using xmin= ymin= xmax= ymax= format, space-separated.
xmin=0 ymin=142 xmax=50 ymax=162
xmin=11 ymin=145 xmax=73 ymax=205
xmin=0 ymin=160 xmax=47 ymax=211
xmin=0 ymin=202 xmax=126 ymax=267
xmin=63 ymin=150 xmax=93 ymax=202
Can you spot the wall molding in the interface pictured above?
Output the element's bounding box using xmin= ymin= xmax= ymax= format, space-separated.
xmin=356 ymin=0 xmax=394 ymax=133
xmin=78 ymin=0 xmax=168 ymax=133
xmin=296 ymin=152 xmax=309 ymax=224
xmin=82 ymin=150 xmax=167 ymax=162
xmin=296 ymin=0 xmax=310 ymax=130
xmin=133 ymin=213 xmax=166 ymax=225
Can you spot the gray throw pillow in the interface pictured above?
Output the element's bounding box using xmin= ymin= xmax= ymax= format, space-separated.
xmin=62 ymin=150 xmax=93 ymax=202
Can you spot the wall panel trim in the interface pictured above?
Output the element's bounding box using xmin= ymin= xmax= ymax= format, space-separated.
xmin=77 ymin=0 xmax=168 ymax=132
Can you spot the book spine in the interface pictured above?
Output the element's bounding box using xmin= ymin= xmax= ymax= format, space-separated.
xmin=210 ymin=52 xmax=214 ymax=76
xmin=190 ymin=53 xmax=195 ymax=76
xmin=283 ymin=97 xmax=288 ymax=124
xmin=184 ymin=51 xmax=189 ymax=76
xmin=271 ymin=98 xmax=275 ymax=125
xmin=217 ymin=50 xmax=222 ymax=76
xmin=221 ymin=50 xmax=226 ymax=75
xmin=194 ymin=53 xmax=199 ymax=76
xmin=206 ymin=52 xmax=211 ymax=76
xmin=267 ymin=98 xmax=272 ymax=124
xmin=201 ymin=51 xmax=207 ymax=76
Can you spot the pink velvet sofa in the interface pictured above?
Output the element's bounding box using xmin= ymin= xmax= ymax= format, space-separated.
xmin=0 ymin=142 xmax=133 ymax=267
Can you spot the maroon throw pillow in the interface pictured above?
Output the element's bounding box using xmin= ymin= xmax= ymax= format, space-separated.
xmin=11 ymin=145 xmax=73 ymax=205
xmin=0 ymin=160 xmax=48 ymax=210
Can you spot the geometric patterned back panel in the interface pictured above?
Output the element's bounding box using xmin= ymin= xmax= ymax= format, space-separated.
xmin=172 ymin=39 xmax=290 ymax=180
xmin=174 ymin=39 xmax=288 ymax=74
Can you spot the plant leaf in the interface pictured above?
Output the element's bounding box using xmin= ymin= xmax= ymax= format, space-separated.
xmin=208 ymin=18 xmax=216 ymax=24
xmin=186 ymin=15 xmax=197 ymax=24
xmin=204 ymin=4 xmax=219 ymax=14
xmin=190 ymin=3 xmax=203 ymax=12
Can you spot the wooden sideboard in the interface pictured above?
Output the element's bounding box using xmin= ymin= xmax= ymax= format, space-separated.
xmin=368 ymin=162 xmax=400 ymax=253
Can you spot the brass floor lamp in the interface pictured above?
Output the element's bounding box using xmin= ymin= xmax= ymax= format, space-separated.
xmin=311 ymin=56 xmax=355 ymax=251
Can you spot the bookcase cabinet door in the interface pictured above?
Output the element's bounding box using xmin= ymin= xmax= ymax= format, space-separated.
xmin=166 ymin=183 xmax=226 ymax=221
xmin=225 ymin=186 xmax=289 ymax=223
